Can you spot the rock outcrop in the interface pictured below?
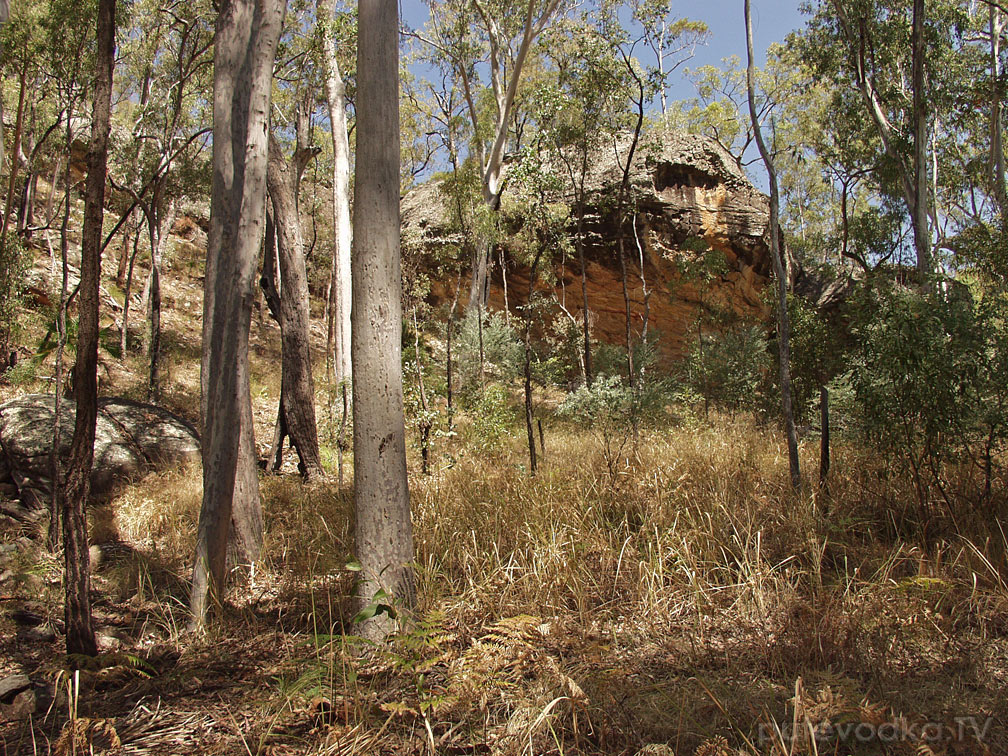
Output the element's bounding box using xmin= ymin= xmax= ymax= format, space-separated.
xmin=0 ymin=395 xmax=200 ymax=514
xmin=402 ymin=130 xmax=772 ymax=365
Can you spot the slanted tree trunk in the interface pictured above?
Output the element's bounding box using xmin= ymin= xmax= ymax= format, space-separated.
xmin=191 ymin=0 xmax=284 ymax=629
xmin=320 ymin=0 xmax=353 ymax=385
xmin=745 ymin=0 xmax=801 ymax=489
xmin=352 ymin=0 xmax=415 ymax=643
xmin=63 ymin=0 xmax=116 ymax=657
xmin=266 ymin=130 xmax=323 ymax=480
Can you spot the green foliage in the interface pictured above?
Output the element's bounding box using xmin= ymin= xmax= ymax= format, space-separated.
xmin=454 ymin=310 xmax=522 ymax=392
xmin=685 ymin=322 xmax=770 ymax=415
xmin=0 ymin=234 xmax=30 ymax=357
xmin=467 ymin=382 xmax=515 ymax=451
xmin=847 ymin=280 xmax=1008 ymax=518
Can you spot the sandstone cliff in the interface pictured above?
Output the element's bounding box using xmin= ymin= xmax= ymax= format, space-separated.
xmin=402 ymin=130 xmax=772 ymax=364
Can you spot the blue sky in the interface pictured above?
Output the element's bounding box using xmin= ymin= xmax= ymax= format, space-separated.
xmin=400 ymin=0 xmax=811 ymax=106
xmin=670 ymin=0 xmax=808 ymax=97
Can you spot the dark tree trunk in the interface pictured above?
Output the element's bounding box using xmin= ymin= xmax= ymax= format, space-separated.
xmin=49 ymin=115 xmax=74 ymax=553
xmin=413 ymin=308 xmax=431 ymax=476
xmin=266 ymin=131 xmax=323 ymax=480
xmin=63 ymin=0 xmax=116 ymax=657
xmin=611 ymin=58 xmax=646 ymax=390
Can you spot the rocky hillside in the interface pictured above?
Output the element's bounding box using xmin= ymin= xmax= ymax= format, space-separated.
xmin=402 ymin=130 xmax=772 ymax=364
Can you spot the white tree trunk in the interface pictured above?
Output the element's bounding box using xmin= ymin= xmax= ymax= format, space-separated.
xmin=191 ymin=0 xmax=285 ymax=628
xmin=352 ymin=0 xmax=415 ymax=643
xmin=321 ymin=0 xmax=353 ymax=385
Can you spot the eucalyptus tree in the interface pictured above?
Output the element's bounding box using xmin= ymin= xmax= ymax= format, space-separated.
xmin=351 ymin=0 xmax=414 ymax=643
xmin=191 ymin=0 xmax=286 ymax=629
xmin=62 ymin=0 xmax=116 ymax=657
xmin=317 ymin=0 xmax=354 ymax=386
xmin=509 ymin=122 xmax=569 ymax=473
xmin=745 ymin=0 xmax=800 ymax=489
xmin=264 ymin=115 xmax=324 ymax=480
xmin=419 ymin=0 xmax=565 ymax=312
xmin=39 ymin=0 xmax=95 ymax=552
xmin=111 ymin=0 xmax=213 ymax=399
xmin=540 ymin=16 xmax=617 ymax=387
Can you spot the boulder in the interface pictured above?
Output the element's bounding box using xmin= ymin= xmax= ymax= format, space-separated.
xmin=402 ymin=129 xmax=773 ymax=364
xmin=0 ymin=395 xmax=200 ymax=508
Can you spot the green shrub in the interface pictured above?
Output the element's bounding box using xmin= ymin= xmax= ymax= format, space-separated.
xmin=0 ymin=232 xmax=29 ymax=356
xmin=454 ymin=310 xmax=522 ymax=393
xmin=468 ymin=382 xmax=515 ymax=451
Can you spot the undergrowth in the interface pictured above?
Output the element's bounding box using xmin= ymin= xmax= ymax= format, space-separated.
xmin=34 ymin=413 xmax=1001 ymax=756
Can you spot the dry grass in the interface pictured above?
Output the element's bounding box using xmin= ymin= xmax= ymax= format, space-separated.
xmin=2 ymin=212 xmax=1005 ymax=754
xmin=25 ymin=413 xmax=994 ymax=756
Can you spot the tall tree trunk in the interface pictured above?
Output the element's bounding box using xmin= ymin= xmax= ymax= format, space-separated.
xmin=523 ymin=248 xmax=543 ymax=475
xmin=115 ymin=212 xmax=131 ymax=288
xmin=191 ymin=0 xmax=284 ymax=629
xmin=745 ymin=0 xmax=801 ymax=489
xmin=320 ymin=0 xmax=353 ymax=385
xmin=611 ymin=61 xmax=646 ymax=390
xmin=468 ymin=238 xmax=492 ymax=312
xmin=352 ymin=0 xmax=415 ymax=643
xmin=49 ymin=116 xmax=74 ymax=553
xmin=120 ymin=219 xmax=143 ymax=357
xmin=147 ymin=198 xmax=176 ymax=402
xmin=911 ymin=0 xmax=930 ymax=275
xmin=991 ymin=5 xmax=1006 ymax=219
xmin=266 ymin=132 xmax=323 ymax=480
xmin=63 ymin=0 xmax=116 ymax=657
xmin=412 ymin=307 xmax=432 ymax=476
xmin=1 ymin=62 xmax=27 ymax=251
xmin=576 ymin=155 xmax=592 ymax=387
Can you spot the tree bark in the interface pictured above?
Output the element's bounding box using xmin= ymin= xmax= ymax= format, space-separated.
xmin=147 ymin=198 xmax=177 ymax=402
xmin=320 ymin=0 xmax=353 ymax=385
xmin=63 ymin=0 xmax=117 ymax=657
xmin=352 ymin=0 xmax=415 ymax=643
xmin=1 ymin=62 xmax=28 ymax=246
xmin=266 ymin=132 xmax=323 ymax=480
xmin=49 ymin=115 xmax=74 ymax=553
xmin=991 ymin=5 xmax=1006 ymax=218
xmin=745 ymin=0 xmax=801 ymax=489
xmin=910 ymin=0 xmax=931 ymax=275
xmin=523 ymin=248 xmax=543 ymax=475
xmin=191 ymin=0 xmax=284 ymax=629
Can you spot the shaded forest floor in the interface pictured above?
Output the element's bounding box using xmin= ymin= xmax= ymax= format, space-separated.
xmin=0 ymin=225 xmax=1006 ymax=755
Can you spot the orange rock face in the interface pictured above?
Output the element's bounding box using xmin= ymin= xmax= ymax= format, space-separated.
xmin=403 ymin=131 xmax=772 ymax=366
